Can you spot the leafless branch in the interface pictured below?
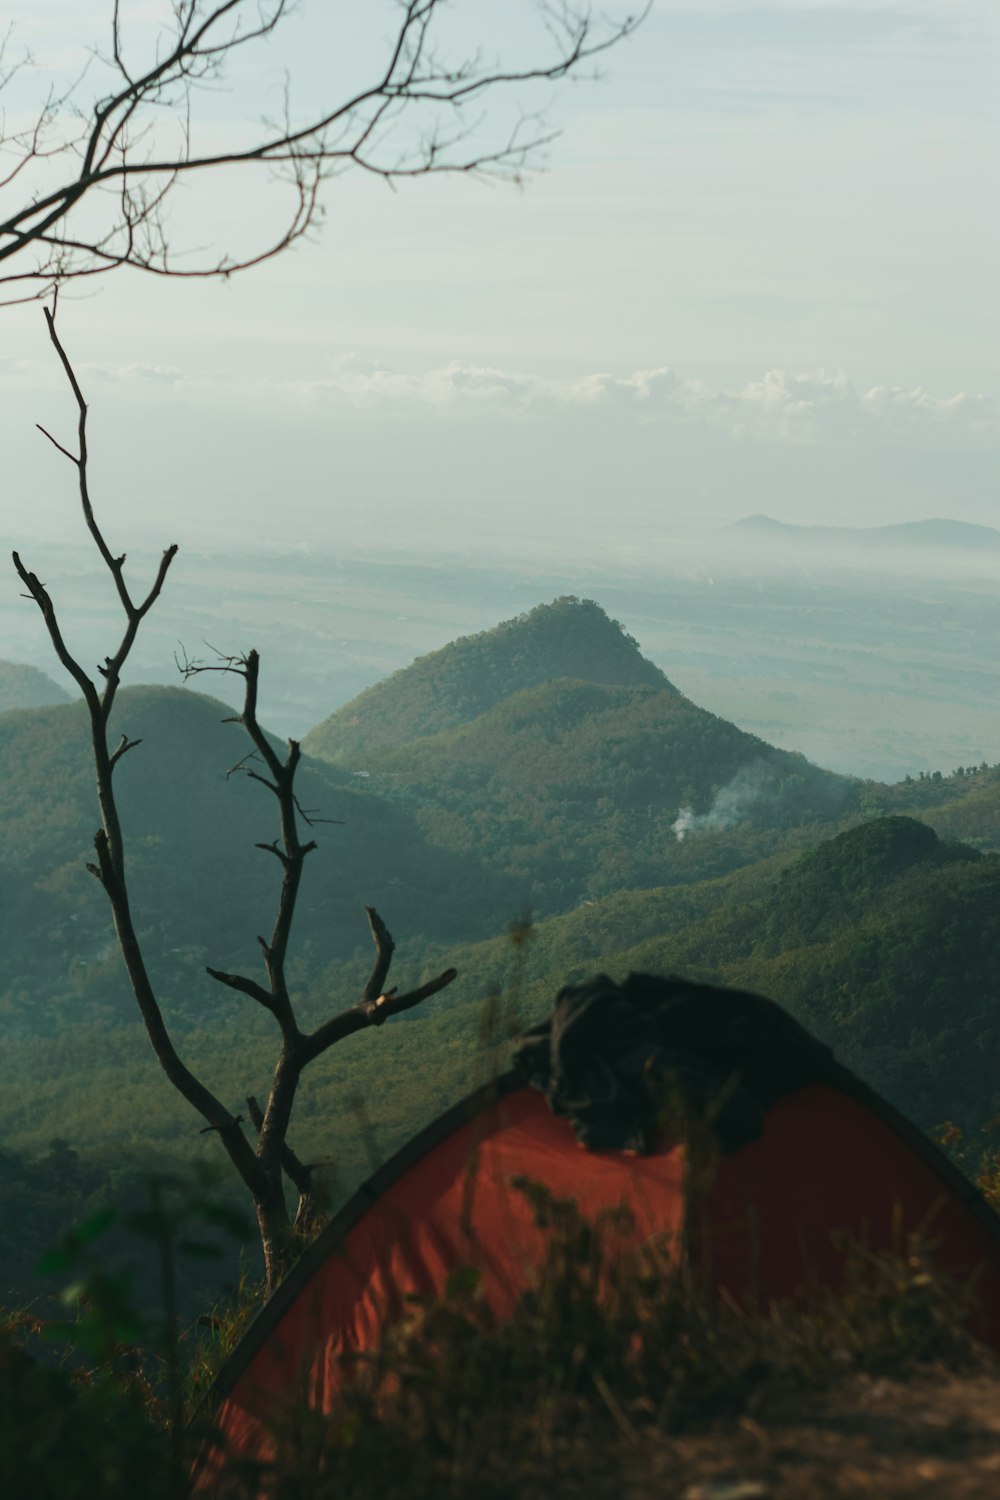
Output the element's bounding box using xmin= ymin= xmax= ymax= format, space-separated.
xmin=364 ymin=906 xmax=395 ymax=1003
xmin=246 ymin=1094 xmax=311 ymax=1193
xmin=15 ymin=297 xmax=463 ymax=1291
xmin=0 ymin=0 xmax=647 ymax=297
xmin=12 ymin=304 xmax=265 ymax=1215
xmin=304 ymin=965 xmax=459 ymax=1062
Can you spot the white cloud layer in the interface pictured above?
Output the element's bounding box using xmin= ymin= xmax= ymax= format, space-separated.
xmin=79 ymin=357 xmax=996 ymax=449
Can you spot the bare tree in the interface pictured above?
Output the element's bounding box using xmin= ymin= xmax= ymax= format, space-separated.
xmin=0 ymin=0 xmax=646 ymax=301
xmin=12 ymin=305 xmax=458 ymax=1291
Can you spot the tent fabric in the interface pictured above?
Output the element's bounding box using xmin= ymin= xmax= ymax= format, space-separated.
xmin=515 ymin=971 xmax=842 ymax=1152
xmin=201 ymin=1078 xmax=688 ymax=1480
xmin=201 ymin=979 xmax=1000 ymax=1479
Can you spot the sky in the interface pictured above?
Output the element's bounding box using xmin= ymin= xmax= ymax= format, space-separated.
xmin=0 ymin=0 xmax=997 ymax=561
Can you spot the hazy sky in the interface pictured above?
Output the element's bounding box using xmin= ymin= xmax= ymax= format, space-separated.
xmin=1 ymin=0 xmax=997 ymax=560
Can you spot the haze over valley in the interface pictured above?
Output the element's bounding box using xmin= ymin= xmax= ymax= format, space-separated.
xmin=2 ymin=4 xmax=999 ymax=1489
xmin=4 ymin=519 xmax=998 ymax=784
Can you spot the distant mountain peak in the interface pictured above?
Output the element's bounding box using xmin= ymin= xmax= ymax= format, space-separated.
xmin=303 ymin=596 xmax=674 ymax=764
xmin=731 ymin=515 xmax=1000 ymax=549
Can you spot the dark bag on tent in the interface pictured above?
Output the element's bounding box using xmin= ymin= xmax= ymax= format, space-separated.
xmin=514 ymin=971 xmax=838 ymax=1153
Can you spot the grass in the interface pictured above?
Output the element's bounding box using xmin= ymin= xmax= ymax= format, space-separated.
xmin=200 ymin=1177 xmax=996 ymax=1500
xmin=4 ymin=1116 xmax=999 ymax=1499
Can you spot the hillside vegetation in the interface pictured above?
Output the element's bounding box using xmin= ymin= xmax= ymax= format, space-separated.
xmin=0 ymin=684 xmax=516 ymax=1037
xmin=0 ymin=602 xmax=862 ymax=1039
xmin=3 ymin=812 xmax=999 ymax=1308
xmin=0 ymin=660 xmax=71 ymax=714
xmin=303 ymin=597 xmax=671 ymax=763
xmin=3 ymin=598 xmax=1000 ymax=1316
xmin=307 ymin=598 xmax=859 ymax=904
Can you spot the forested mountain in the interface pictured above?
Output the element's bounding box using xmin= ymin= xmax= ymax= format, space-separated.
xmin=4 ymin=599 xmax=1000 ymax=1312
xmin=0 ymin=660 xmax=71 ymax=714
xmin=4 ymin=811 xmax=999 ymax=1313
xmin=567 ymin=818 xmax=994 ymax=1133
xmin=303 ymin=596 xmax=671 ymax=763
xmin=0 ymin=684 xmax=516 ymax=1037
xmin=921 ymin=772 xmax=1000 ymax=850
xmin=0 ymin=603 xmax=862 ymax=1040
xmin=305 ymin=598 xmax=859 ymax=904
xmin=292 ymin=815 xmax=999 ymax=1144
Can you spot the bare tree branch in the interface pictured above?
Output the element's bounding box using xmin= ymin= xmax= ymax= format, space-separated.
xmin=303 ymin=965 xmax=459 ymax=1063
xmin=178 ymin=628 xmax=456 ymax=1281
xmin=364 ymin=906 xmax=396 ymax=1003
xmin=0 ymin=0 xmax=647 ymax=298
xmin=246 ymin=1094 xmax=311 ymax=1194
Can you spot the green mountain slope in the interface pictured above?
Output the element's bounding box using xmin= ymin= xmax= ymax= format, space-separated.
xmin=303 ymin=596 xmax=671 ymax=764
xmin=0 ymin=685 xmax=516 ymax=1037
xmin=0 ymin=660 xmax=71 ymax=713
xmin=920 ymin=772 xmax=1000 ymax=852
xmin=370 ymin=815 xmax=1000 ymax=1139
xmin=3 ymin=815 xmax=996 ymax=1265
xmin=305 ymin=599 xmax=859 ymax=906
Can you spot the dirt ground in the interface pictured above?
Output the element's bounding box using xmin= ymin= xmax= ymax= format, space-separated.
xmin=509 ymin=1373 xmax=1000 ymax=1499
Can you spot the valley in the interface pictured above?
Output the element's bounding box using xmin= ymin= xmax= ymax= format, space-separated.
xmin=2 ymin=588 xmax=999 ymax=1308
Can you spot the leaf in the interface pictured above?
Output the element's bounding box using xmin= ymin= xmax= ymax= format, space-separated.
xmin=35 ymin=1246 xmax=76 ymax=1276
xmin=36 ymin=1208 xmax=117 ymax=1275
xmin=74 ymin=1208 xmax=117 ymax=1246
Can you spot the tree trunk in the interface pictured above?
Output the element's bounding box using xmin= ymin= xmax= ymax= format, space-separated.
xmin=255 ymin=1188 xmax=296 ymax=1298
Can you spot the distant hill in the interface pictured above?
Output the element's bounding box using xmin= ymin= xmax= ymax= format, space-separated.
xmin=0 ymin=661 xmax=71 ymax=714
xmin=348 ymin=814 xmax=1000 ymax=1139
xmin=0 ymin=685 xmax=516 ymax=1037
xmin=306 ymin=599 xmax=859 ymax=906
xmin=303 ymin=597 xmax=671 ymax=765
xmin=731 ymin=515 xmax=1000 ymax=551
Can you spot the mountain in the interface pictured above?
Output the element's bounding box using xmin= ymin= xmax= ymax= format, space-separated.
xmin=731 ymin=515 xmax=1000 ymax=551
xmin=0 ymin=661 xmax=72 ymax=714
xmin=305 ymin=598 xmax=859 ymax=906
xmin=343 ymin=814 xmax=1000 ymax=1141
xmin=303 ymin=596 xmax=671 ymax=765
xmin=0 ymin=684 xmax=516 ymax=1037
xmin=6 ymin=811 xmax=994 ymax=1193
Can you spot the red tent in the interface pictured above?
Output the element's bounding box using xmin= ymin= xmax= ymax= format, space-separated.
xmin=203 ymin=1061 xmax=1000 ymax=1477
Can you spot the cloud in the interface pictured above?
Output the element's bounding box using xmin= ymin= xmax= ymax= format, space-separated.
xmin=39 ymin=354 xmax=999 ymax=451
xmin=85 ymin=361 xmax=186 ymax=387
xmin=287 ymin=360 xmax=1000 ymax=449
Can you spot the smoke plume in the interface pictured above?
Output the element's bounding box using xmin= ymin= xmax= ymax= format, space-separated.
xmin=672 ymin=760 xmax=781 ymax=842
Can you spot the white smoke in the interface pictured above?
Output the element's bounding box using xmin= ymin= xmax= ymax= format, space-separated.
xmin=672 ymin=760 xmax=781 ymax=842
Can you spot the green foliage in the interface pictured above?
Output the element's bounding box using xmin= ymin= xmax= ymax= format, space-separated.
xmin=306 ymin=600 xmax=860 ymax=909
xmin=7 ymin=597 xmax=1000 ymax=1355
xmin=758 ymin=815 xmax=979 ymax=951
xmin=0 ymin=684 xmax=517 ymax=1037
xmin=0 ymin=1168 xmax=258 ymax=1500
xmin=0 ymin=1325 xmax=173 ymax=1500
xmin=5 ymin=814 xmax=1000 ymax=1321
xmin=303 ymin=596 xmax=671 ymax=764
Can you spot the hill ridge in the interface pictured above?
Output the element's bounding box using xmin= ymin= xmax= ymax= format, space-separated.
xmin=0 ymin=659 xmax=72 ymax=714
xmin=303 ymin=596 xmax=673 ymax=765
xmin=731 ymin=515 xmax=1000 ymax=549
